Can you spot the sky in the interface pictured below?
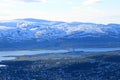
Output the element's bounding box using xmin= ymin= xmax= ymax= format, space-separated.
xmin=0 ymin=0 xmax=120 ymax=24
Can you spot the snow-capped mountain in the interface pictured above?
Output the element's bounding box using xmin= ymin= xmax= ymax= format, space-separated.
xmin=0 ymin=18 xmax=120 ymax=50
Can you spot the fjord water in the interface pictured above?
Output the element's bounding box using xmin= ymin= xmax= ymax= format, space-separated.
xmin=0 ymin=47 xmax=120 ymax=61
xmin=0 ymin=50 xmax=68 ymax=61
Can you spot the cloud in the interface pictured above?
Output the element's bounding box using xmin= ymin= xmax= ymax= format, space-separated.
xmin=15 ymin=0 xmax=47 ymax=3
xmin=82 ymin=0 xmax=102 ymax=6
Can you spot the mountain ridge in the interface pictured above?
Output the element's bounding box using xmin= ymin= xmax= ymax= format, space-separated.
xmin=0 ymin=18 xmax=120 ymax=50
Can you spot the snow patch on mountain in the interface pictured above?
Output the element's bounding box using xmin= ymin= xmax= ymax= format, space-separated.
xmin=66 ymin=25 xmax=105 ymax=35
xmin=35 ymin=30 xmax=46 ymax=38
xmin=0 ymin=26 xmax=15 ymax=30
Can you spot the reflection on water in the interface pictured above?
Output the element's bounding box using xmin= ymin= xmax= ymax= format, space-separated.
xmin=0 ymin=48 xmax=120 ymax=61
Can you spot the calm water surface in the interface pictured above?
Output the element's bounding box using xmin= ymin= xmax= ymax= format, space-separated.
xmin=0 ymin=48 xmax=120 ymax=61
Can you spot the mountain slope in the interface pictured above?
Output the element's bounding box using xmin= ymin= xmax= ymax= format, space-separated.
xmin=0 ymin=18 xmax=120 ymax=50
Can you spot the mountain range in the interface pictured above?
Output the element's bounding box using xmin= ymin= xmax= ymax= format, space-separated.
xmin=0 ymin=18 xmax=120 ymax=50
